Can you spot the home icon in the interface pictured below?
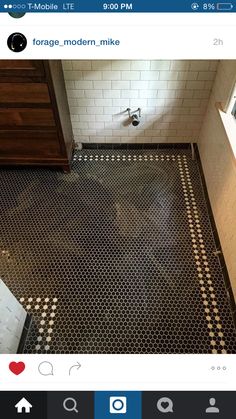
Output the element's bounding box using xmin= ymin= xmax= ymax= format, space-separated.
xmin=15 ymin=398 xmax=33 ymax=414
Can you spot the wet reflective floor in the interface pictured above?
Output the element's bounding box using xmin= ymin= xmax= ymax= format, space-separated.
xmin=0 ymin=147 xmax=236 ymax=353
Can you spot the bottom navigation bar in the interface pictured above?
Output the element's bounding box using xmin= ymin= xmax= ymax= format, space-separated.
xmin=1 ymin=392 xmax=235 ymax=418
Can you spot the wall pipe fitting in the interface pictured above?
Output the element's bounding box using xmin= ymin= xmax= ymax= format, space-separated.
xmin=127 ymin=108 xmax=142 ymax=126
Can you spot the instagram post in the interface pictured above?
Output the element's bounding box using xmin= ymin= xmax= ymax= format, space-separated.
xmin=0 ymin=2 xmax=236 ymax=418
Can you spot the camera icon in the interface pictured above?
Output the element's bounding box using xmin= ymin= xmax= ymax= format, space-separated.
xmin=109 ymin=396 xmax=127 ymax=414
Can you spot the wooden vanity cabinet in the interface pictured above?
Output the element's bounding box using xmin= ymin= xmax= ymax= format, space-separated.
xmin=0 ymin=60 xmax=74 ymax=172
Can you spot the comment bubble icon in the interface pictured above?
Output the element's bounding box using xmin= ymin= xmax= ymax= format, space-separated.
xmin=38 ymin=361 xmax=54 ymax=376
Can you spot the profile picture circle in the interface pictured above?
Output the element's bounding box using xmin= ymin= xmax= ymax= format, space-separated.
xmin=7 ymin=33 xmax=27 ymax=52
xmin=112 ymin=399 xmax=124 ymax=411
xmin=8 ymin=12 xmax=26 ymax=18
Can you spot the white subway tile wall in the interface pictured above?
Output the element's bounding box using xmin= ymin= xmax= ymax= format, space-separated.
xmin=63 ymin=60 xmax=218 ymax=144
xmin=198 ymin=60 xmax=236 ymax=300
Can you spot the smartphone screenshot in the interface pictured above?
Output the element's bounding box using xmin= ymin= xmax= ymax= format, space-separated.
xmin=0 ymin=1 xmax=236 ymax=418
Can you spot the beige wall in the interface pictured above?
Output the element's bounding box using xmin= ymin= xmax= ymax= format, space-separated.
xmin=198 ymin=60 xmax=236 ymax=301
xmin=63 ymin=60 xmax=217 ymax=144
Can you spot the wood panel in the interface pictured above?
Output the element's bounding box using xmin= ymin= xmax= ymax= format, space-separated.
xmin=0 ymin=108 xmax=55 ymax=127
xmin=0 ymin=60 xmax=45 ymax=77
xmin=0 ymin=83 xmax=50 ymax=103
xmin=0 ymin=130 xmax=61 ymax=157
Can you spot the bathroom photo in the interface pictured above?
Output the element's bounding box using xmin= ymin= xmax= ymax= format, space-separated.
xmin=0 ymin=59 xmax=236 ymax=354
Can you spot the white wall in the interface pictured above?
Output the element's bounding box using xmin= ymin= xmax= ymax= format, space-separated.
xmin=63 ymin=60 xmax=218 ymax=144
xmin=198 ymin=60 xmax=236 ymax=301
xmin=0 ymin=278 xmax=27 ymax=353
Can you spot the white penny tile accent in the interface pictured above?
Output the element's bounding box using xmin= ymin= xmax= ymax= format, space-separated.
xmin=19 ymin=297 xmax=58 ymax=354
xmin=177 ymin=155 xmax=226 ymax=354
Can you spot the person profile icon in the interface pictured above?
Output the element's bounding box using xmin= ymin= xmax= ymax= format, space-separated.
xmin=205 ymin=398 xmax=220 ymax=414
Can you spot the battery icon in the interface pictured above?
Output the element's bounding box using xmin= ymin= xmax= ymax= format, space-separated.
xmin=217 ymin=3 xmax=234 ymax=10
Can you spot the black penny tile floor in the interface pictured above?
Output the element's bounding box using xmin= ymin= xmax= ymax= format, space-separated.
xmin=0 ymin=147 xmax=236 ymax=354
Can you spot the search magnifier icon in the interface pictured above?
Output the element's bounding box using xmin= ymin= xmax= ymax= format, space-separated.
xmin=63 ymin=398 xmax=78 ymax=414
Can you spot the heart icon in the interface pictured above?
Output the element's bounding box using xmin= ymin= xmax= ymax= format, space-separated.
xmin=9 ymin=361 xmax=25 ymax=375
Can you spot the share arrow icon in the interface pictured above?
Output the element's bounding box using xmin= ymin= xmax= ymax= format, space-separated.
xmin=69 ymin=362 xmax=82 ymax=376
